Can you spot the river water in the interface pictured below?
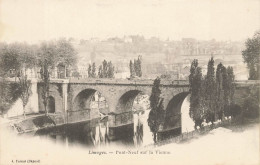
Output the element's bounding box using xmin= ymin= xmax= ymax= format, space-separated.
xmin=33 ymin=95 xmax=193 ymax=148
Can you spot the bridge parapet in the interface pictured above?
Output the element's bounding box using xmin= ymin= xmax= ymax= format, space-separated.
xmin=234 ymin=80 xmax=260 ymax=87
xmin=48 ymin=78 xmax=189 ymax=86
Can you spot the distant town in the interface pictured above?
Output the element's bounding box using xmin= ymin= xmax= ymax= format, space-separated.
xmin=75 ymin=36 xmax=247 ymax=80
xmin=7 ymin=36 xmax=246 ymax=81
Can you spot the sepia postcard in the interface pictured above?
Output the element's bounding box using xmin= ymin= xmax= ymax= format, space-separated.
xmin=0 ymin=0 xmax=259 ymax=165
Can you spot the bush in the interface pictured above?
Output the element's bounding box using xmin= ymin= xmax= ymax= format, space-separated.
xmin=243 ymin=96 xmax=259 ymax=118
xmin=226 ymin=104 xmax=242 ymax=118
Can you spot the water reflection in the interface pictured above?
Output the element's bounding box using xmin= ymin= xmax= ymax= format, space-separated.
xmin=34 ymin=118 xmax=134 ymax=148
xmin=32 ymin=94 xmax=192 ymax=148
xmin=33 ymin=112 xmax=184 ymax=148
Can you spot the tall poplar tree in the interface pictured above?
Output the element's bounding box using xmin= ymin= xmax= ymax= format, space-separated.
xmin=98 ymin=65 xmax=103 ymax=78
xmin=18 ymin=70 xmax=32 ymax=118
xmin=189 ymin=59 xmax=198 ymax=90
xmin=216 ymin=63 xmax=225 ymax=120
xmin=92 ymin=63 xmax=96 ymax=78
xmin=88 ymin=64 xmax=92 ymax=78
xmin=107 ymin=61 xmax=114 ymax=78
xmin=189 ymin=66 xmax=204 ymax=128
xmin=224 ymin=66 xmax=235 ymax=117
xmin=204 ymin=57 xmax=216 ymax=124
xmin=148 ymin=77 xmax=165 ymax=143
xmin=129 ymin=60 xmax=136 ymax=78
xmin=40 ymin=59 xmax=50 ymax=115
xmin=102 ymin=60 xmax=108 ymax=78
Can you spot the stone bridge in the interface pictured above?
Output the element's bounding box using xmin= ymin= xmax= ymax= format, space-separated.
xmin=37 ymin=79 xmax=190 ymax=130
xmin=37 ymin=78 xmax=260 ymax=131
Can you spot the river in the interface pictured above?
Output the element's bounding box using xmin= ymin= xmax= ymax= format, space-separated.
xmin=30 ymin=95 xmax=193 ymax=148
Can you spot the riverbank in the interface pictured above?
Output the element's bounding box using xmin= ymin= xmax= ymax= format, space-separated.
xmin=0 ymin=113 xmax=65 ymax=134
xmin=1 ymin=119 xmax=258 ymax=165
xmin=157 ymin=123 xmax=259 ymax=165
xmin=145 ymin=116 xmax=259 ymax=148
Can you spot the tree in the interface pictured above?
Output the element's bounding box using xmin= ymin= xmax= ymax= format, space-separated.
xmin=37 ymin=40 xmax=77 ymax=78
xmin=204 ymin=57 xmax=217 ymax=124
xmin=0 ymin=81 xmax=13 ymax=115
xmin=92 ymin=63 xmax=96 ymax=78
xmin=98 ymin=60 xmax=114 ymax=78
xmin=243 ymin=96 xmax=259 ymax=118
xmin=37 ymin=42 xmax=59 ymax=114
xmin=134 ymin=59 xmax=139 ymax=77
xmin=147 ymin=77 xmax=165 ymax=143
xmin=129 ymin=60 xmax=136 ymax=78
xmin=56 ymin=38 xmax=77 ymax=67
xmin=242 ymin=31 xmax=260 ymax=80
xmin=137 ymin=55 xmax=142 ymax=77
xmin=98 ymin=65 xmax=103 ymax=78
xmin=102 ymin=60 xmax=108 ymax=78
xmin=0 ymin=80 xmax=22 ymax=116
xmin=189 ymin=65 xmax=204 ymax=129
xmin=37 ymin=42 xmax=58 ymax=71
xmin=0 ymin=43 xmax=21 ymax=78
xmin=224 ymin=66 xmax=235 ymax=117
xmin=88 ymin=64 xmax=92 ymax=78
xmin=40 ymin=59 xmax=50 ymax=115
xmin=134 ymin=56 xmax=142 ymax=77
xmin=72 ymin=71 xmax=80 ymax=78
xmin=18 ymin=70 xmax=32 ymax=118
xmin=215 ymin=63 xmax=225 ymax=120
xmin=189 ymin=59 xmax=198 ymax=90
xmin=107 ymin=61 xmax=114 ymax=78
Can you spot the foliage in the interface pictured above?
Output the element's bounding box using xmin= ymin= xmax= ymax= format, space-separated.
xmin=0 ymin=80 xmax=21 ymax=115
xmin=55 ymin=38 xmax=77 ymax=67
xmin=160 ymin=74 xmax=171 ymax=79
xmin=0 ymin=39 xmax=77 ymax=116
xmin=88 ymin=64 xmax=92 ymax=78
xmin=138 ymin=56 xmax=142 ymax=77
xmin=98 ymin=65 xmax=103 ymax=78
xmin=37 ymin=41 xmax=58 ymax=71
xmin=189 ymin=59 xmax=198 ymax=89
xmin=215 ymin=63 xmax=225 ymax=120
xmin=107 ymin=61 xmax=114 ymax=78
xmin=97 ymin=60 xmax=114 ymax=78
xmin=147 ymin=77 xmax=165 ymax=143
xmin=204 ymin=57 xmax=217 ymax=124
xmin=229 ymin=104 xmax=242 ymax=117
xmin=189 ymin=58 xmax=236 ymax=127
xmin=72 ymin=71 xmax=80 ymax=78
xmin=18 ymin=71 xmax=32 ymax=117
xmin=242 ymin=30 xmax=260 ymax=80
xmin=92 ymin=63 xmax=96 ymax=78
xmin=242 ymin=96 xmax=259 ymax=118
xmin=102 ymin=60 xmax=108 ymax=78
xmin=189 ymin=61 xmax=204 ymax=128
xmin=40 ymin=59 xmax=50 ymax=114
xmin=129 ymin=56 xmax=142 ymax=78
xmin=241 ymin=86 xmax=260 ymax=118
xmin=223 ymin=67 xmax=235 ymax=117
xmin=129 ymin=60 xmax=135 ymax=78
xmin=0 ymin=43 xmax=37 ymax=77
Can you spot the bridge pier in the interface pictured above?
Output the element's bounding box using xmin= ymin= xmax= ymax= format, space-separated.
xmin=62 ymin=80 xmax=69 ymax=123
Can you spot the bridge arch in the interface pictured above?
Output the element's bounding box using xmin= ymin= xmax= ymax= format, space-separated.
xmin=116 ymin=89 xmax=150 ymax=113
xmin=72 ymin=88 xmax=110 ymax=120
xmin=164 ymin=92 xmax=190 ymax=130
xmin=47 ymin=96 xmax=55 ymax=113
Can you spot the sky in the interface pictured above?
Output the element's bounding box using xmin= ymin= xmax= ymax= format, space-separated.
xmin=0 ymin=0 xmax=259 ymax=43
